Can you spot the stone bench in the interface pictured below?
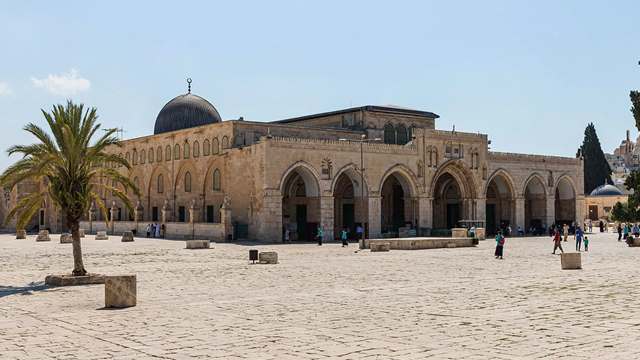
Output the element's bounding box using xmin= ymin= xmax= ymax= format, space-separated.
xmin=185 ymin=240 xmax=210 ymax=249
xmin=36 ymin=230 xmax=51 ymax=242
xmin=79 ymin=229 xmax=85 ymax=238
xmin=370 ymin=242 xmax=391 ymax=252
xmin=561 ymin=253 xmax=582 ymax=270
xmin=95 ymin=231 xmax=109 ymax=240
xmin=16 ymin=229 xmax=26 ymax=239
xmin=451 ymin=228 xmax=468 ymax=238
xmin=121 ymin=231 xmax=134 ymax=242
xmin=105 ymin=275 xmax=136 ymax=308
xmin=259 ymin=251 xmax=278 ymax=264
xmin=60 ymin=233 xmax=73 ymax=244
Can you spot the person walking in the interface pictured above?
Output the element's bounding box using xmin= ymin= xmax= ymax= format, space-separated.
xmin=588 ymin=220 xmax=593 ymax=233
xmin=494 ymin=230 xmax=505 ymax=259
xmin=575 ymin=226 xmax=584 ymax=251
xmin=618 ymin=223 xmax=623 ymax=241
xmin=584 ymin=236 xmax=590 ymax=252
xmin=283 ymin=228 xmax=290 ymax=243
xmin=623 ymin=223 xmax=630 ymax=242
xmin=552 ymin=230 xmax=564 ymax=254
xmin=563 ymin=224 xmax=569 ymax=242
xmin=340 ymin=227 xmax=348 ymax=247
xmin=316 ymin=225 xmax=323 ymax=246
xmin=155 ymin=222 xmax=160 ymax=238
xmin=146 ymin=223 xmax=151 ymax=238
xmin=160 ymin=223 xmax=165 ymax=238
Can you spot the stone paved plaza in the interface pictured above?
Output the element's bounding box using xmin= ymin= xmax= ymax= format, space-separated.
xmin=1 ymin=232 xmax=640 ymax=359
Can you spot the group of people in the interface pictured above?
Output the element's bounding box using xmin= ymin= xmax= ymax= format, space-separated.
xmin=495 ymin=224 xmax=590 ymax=259
xmin=145 ymin=223 xmax=164 ymax=238
xmin=283 ymin=225 xmax=364 ymax=247
xmin=616 ymin=222 xmax=640 ymax=243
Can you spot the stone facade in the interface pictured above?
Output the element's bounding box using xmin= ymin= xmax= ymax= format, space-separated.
xmin=5 ymin=100 xmax=584 ymax=242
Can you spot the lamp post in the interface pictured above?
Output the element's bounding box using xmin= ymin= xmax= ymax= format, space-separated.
xmin=339 ymin=134 xmax=382 ymax=249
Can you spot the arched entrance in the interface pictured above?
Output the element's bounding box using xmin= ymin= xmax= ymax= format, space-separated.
xmin=432 ymin=173 xmax=463 ymax=229
xmin=281 ymin=166 xmax=321 ymax=241
xmin=555 ymin=177 xmax=576 ymax=226
xmin=333 ymin=167 xmax=367 ymax=239
xmin=380 ymin=172 xmax=417 ymax=235
xmin=485 ymin=173 xmax=515 ymax=234
xmin=524 ymin=175 xmax=547 ymax=233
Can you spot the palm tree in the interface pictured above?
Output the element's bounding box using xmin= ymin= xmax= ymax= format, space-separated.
xmin=1 ymin=101 xmax=139 ymax=276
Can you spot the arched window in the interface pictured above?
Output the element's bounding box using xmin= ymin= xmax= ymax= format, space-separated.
xmin=184 ymin=172 xmax=192 ymax=192
xmin=203 ymin=139 xmax=211 ymax=156
xmin=132 ymin=150 xmax=138 ymax=165
xmin=396 ymin=124 xmax=407 ymax=145
xmin=156 ymin=146 xmax=162 ymax=162
xmin=148 ymin=148 xmax=154 ymax=163
xmin=157 ymin=174 xmax=164 ymax=193
xmin=212 ymin=138 xmax=220 ymax=154
xmin=126 ymin=152 xmax=131 ymax=164
xmin=183 ymin=142 xmax=190 ymax=159
xmin=384 ymin=124 xmax=395 ymax=144
xmin=140 ymin=150 xmax=146 ymax=164
xmin=212 ymin=169 xmax=221 ymax=191
xmin=173 ymin=144 xmax=180 ymax=160
xmin=221 ymin=136 xmax=229 ymax=149
xmin=193 ymin=141 xmax=200 ymax=157
xmin=165 ymin=145 xmax=171 ymax=161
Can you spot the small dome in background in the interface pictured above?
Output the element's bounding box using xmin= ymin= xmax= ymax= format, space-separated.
xmin=589 ymin=184 xmax=624 ymax=196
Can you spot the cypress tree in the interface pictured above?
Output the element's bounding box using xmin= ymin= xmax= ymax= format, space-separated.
xmin=577 ymin=123 xmax=612 ymax=194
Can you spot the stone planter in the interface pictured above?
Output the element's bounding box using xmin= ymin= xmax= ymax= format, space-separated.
xmin=561 ymin=253 xmax=582 ymax=270
xmin=16 ymin=229 xmax=26 ymax=239
xmin=36 ymin=230 xmax=51 ymax=242
xmin=259 ymin=251 xmax=278 ymax=264
xmin=105 ymin=275 xmax=137 ymax=308
xmin=95 ymin=231 xmax=108 ymax=240
xmin=451 ymin=228 xmax=468 ymax=238
xmin=60 ymin=233 xmax=73 ymax=244
xmin=370 ymin=242 xmax=391 ymax=252
xmin=121 ymin=231 xmax=134 ymax=242
xmin=186 ymin=240 xmax=210 ymax=249
xmin=45 ymin=273 xmax=105 ymax=286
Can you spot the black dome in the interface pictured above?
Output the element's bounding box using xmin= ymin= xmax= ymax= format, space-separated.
xmin=589 ymin=184 xmax=624 ymax=196
xmin=154 ymin=93 xmax=222 ymax=134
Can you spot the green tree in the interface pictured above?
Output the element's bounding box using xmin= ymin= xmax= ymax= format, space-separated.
xmin=611 ymin=201 xmax=634 ymax=222
xmin=577 ymin=123 xmax=612 ymax=194
xmin=631 ymin=90 xmax=640 ymax=130
xmin=0 ymin=101 xmax=138 ymax=276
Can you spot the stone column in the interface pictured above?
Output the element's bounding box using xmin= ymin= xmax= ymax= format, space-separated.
xmin=88 ymin=203 xmax=95 ymax=235
xmin=368 ymin=195 xmax=382 ymax=239
xmin=257 ymin=191 xmax=282 ymax=243
xmin=161 ymin=199 xmax=171 ymax=224
xmin=575 ymin=196 xmax=585 ymax=226
xmin=545 ymin=196 xmax=555 ymax=227
xmin=515 ymin=197 xmax=525 ymax=231
xmin=133 ymin=201 xmax=141 ymax=234
xmin=320 ymin=195 xmax=334 ymax=242
xmin=476 ymin=197 xmax=486 ymax=226
xmin=109 ymin=201 xmax=116 ymax=234
xmin=418 ymin=196 xmax=433 ymax=231
xmin=220 ymin=196 xmax=232 ymax=241
xmin=189 ymin=200 xmax=196 ymax=240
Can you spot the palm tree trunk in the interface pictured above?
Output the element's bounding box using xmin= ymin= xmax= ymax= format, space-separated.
xmin=69 ymin=219 xmax=87 ymax=276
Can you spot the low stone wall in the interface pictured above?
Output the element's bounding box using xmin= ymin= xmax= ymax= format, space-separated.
xmin=365 ymin=237 xmax=475 ymax=250
xmin=79 ymin=221 xmax=227 ymax=241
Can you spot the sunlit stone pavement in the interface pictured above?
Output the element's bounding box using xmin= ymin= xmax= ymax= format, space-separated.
xmin=1 ymin=232 xmax=640 ymax=359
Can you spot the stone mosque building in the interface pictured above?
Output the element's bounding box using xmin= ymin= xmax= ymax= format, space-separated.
xmin=7 ymin=83 xmax=585 ymax=242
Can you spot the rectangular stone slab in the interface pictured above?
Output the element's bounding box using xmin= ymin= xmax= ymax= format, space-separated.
xmin=451 ymin=228 xmax=468 ymax=238
xmin=258 ymin=251 xmax=278 ymax=264
xmin=371 ymin=242 xmax=391 ymax=252
xmin=121 ymin=231 xmax=134 ymax=242
xmin=60 ymin=233 xmax=72 ymax=244
xmin=45 ymin=274 xmax=105 ymax=286
xmin=36 ymin=230 xmax=50 ymax=242
xmin=16 ymin=230 xmax=26 ymax=239
xmin=95 ymin=231 xmax=109 ymax=240
xmin=186 ymin=240 xmax=210 ymax=249
xmin=105 ymin=275 xmax=136 ymax=308
xmin=561 ymin=252 xmax=582 ymax=270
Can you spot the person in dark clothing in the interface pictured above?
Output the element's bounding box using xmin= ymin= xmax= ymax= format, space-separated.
xmin=618 ymin=223 xmax=623 ymax=241
xmin=552 ymin=230 xmax=564 ymax=254
xmin=340 ymin=227 xmax=349 ymax=247
xmin=494 ymin=230 xmax=505 ymax=260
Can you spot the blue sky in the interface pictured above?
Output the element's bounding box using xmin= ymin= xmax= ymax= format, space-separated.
xmin=1 ymin=1 xmax=638 ymax=169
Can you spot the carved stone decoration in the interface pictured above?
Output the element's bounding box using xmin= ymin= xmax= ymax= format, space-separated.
xmin=222 ymin=194 xmax=231 ymax=209
xmin=482 ymin=165 xmax=488 ymax=180
xmin=321 ymin=158 xmax=333 ymax=180
xmin=417 ymin=160 xmax=425 ymax=178
xmin=548 ymin=171 xmax=554 ymax=187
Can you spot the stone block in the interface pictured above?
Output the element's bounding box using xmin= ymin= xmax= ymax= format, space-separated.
xmin=370 ymin=242 xmax=391 ymax=252
xmin=105 ymin=275 xmax=137 ymax=308
xmin=258 ymin=251 xmax=278 ymax=264
xmin=95 ymin=231 xmax=108 ymax=240
xmin=121 ymin=231 xmax=134 ymax=242
xmin=36 ymin=230 xmax=51 ymax=242
xmin=79 ymin=229 xmax=85 ymax=238
xmin=16 ymin=229 xmax=26 ymax=239
xmin=186 ymin=240 xmax=210 ymax=249
xmin=60 ymin=233 xmax=72 ymax=244
xmin=475 ymin=228 xmax=486 ymax=240
xmin=561 ymin=253 xmax=582 ymax=270
xmin=451 ymin=228 xmax=468 ymax=238
xmin=446 ymin=242 xmax=457 ymax=248
xmin=628 ymin=238 xmax=640 ymax=247
xmin=45 ymin=274 xmax=105 ymax=286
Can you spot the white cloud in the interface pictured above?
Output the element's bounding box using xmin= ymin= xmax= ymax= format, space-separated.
xmin=31 ymin=69 xmax=90 ymax=96
xmin=0 ymin=82 xmax=12 ymax=96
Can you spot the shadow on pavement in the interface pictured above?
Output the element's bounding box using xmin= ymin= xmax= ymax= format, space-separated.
xmin=0 ymin=281 xmax=58 ymax=298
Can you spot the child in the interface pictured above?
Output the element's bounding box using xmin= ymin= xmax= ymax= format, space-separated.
xmin=494 ymin=231 xmax=505 ymax=260
xmin=340 ymin=228 xmax=348 ymax=247
xmin=552 ymin=230 xmax=564 ymax=254
xmin=584 ymin=236 xmax=589 ymax=252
